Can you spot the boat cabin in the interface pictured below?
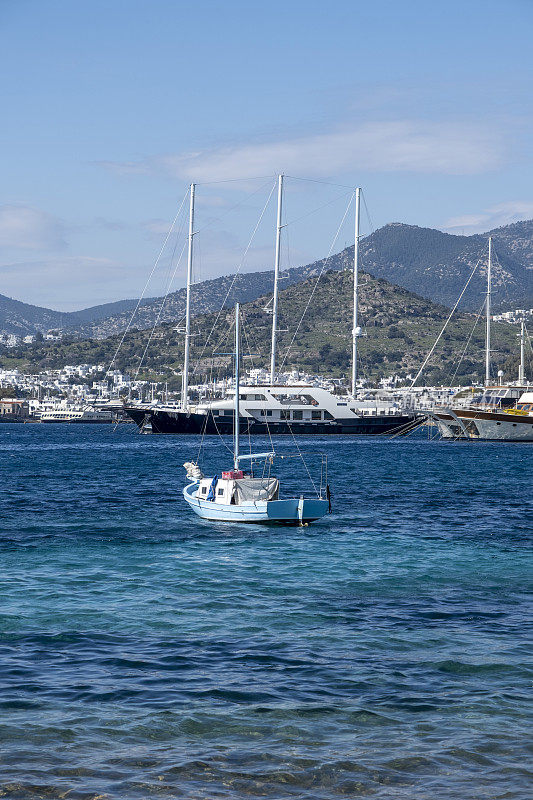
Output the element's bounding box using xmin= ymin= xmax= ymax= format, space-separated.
xmin=516 ymin=392 xmax=533 ymax=413
xmin=196 ymin=476 xmax=279 ymax=505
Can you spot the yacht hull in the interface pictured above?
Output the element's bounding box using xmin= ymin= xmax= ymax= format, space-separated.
xmin=127 ymin=408 xmax=415 ymax=435
xmin=429 ymin=409 xmax=533 ymax=441
xmin=183 ymin=483 xmax=329 ymax=524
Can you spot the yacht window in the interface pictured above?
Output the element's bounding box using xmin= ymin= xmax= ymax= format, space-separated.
xmin=217 ymin=488 xmax=224 ymax=496
xmin=281 ymin=410 xmax=290 ymax=420
xmin=324 ymin=411 xmax=334 ymax=420
xmin=292 ymin=410 xmax=303 ymax=420
xmin=312 ymin=410 xmax=321 ymax=420
xmin=201 ymin=486 xmax=207 ymax=494
xmin=266 ymin=410 xmax=272 ymax=417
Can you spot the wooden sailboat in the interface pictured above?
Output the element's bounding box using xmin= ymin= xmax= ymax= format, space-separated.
xmin=182 ymin=304 xmax=331 ymax=524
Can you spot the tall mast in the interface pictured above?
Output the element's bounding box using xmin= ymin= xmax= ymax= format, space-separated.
xmin=351 ymin=187 xmax=361 ymax=398
xmin=234 ymin=303 xmax=240 ymax=470
xmin=181 ymin=182 xmax=196 ymax=409
xmin=270 ymin=174 xmax=284 ymax=385
xmin=518 ymin=317 xmax=526 ymax=383
xmin=485 ymin=236 xmax=492 ymax=387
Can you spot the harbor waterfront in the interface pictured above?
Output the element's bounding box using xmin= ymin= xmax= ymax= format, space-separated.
xmin=0 ymin=423 xmax=531 ymax=799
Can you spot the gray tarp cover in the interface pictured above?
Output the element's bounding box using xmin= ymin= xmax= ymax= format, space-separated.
xmin=234 ymin=478 xmax=279 ymax=503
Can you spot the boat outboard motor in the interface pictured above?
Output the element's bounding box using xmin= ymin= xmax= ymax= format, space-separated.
xmin=326 ymin=484 xmax=332 ymax=514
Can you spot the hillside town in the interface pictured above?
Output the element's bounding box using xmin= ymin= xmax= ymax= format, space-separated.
xmin=0 ymin=354 xmax=494 ymax=424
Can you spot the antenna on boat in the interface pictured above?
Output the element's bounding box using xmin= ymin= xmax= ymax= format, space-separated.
xmin=519 ymin=317 xmax=526 ymax=383
xmin=270 ymin=174 xmax=284 ymax=385
xmin=181 ymin=182 xmax=196 ymax=410
xmin=485 ymin=236 xmax=492 ymax=387
xmin=351 ymin=187 xmax=361 ymax=398
xmin=234 ymin=303 xmax=240 ymax=470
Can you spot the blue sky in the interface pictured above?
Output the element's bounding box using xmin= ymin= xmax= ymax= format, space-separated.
xmin=1 ymin=0 xmax=532 ymax=309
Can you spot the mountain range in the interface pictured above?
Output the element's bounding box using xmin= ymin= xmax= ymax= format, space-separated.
xmin=1 ymin=219 xmax=532 ymax=338
xmin=1 ymin=266 xmax=523 ymax=387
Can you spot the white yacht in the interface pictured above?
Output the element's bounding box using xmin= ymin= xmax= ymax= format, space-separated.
xmin=125 ymin=178 xmax=417 ymax=436
xmin=127 ymin=383 xmax=413 ymax=435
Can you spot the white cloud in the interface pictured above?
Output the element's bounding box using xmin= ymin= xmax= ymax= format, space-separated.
xmin=0 ymin=204 xmax=66 ymax=250
xmin=445 ymin=201 xmax=533 ymax=234
xmin=100 ymin=120 xmax=503 ymax=182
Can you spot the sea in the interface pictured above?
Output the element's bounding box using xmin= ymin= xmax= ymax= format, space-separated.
xmin=0 ymin=423 xmax=531 ymax=799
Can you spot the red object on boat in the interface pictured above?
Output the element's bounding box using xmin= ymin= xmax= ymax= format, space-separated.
xmin=222 ymin=470 xmax=244 ymax=480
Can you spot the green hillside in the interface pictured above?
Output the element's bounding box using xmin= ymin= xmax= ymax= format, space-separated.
xmin=0 ymin=268 xmax=520 ymax=387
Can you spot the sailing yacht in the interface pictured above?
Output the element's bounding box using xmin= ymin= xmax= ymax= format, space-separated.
xmin=427 ymin=239 xmax=533 ymax=441
xmin=182 ymin=305 xmax=331 ymax=524
xmin=125 ymin=178 xmax=417 ymax=435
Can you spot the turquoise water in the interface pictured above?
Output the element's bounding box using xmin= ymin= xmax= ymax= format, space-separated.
xmin=0 ymin=424 xmax=531 ymax=799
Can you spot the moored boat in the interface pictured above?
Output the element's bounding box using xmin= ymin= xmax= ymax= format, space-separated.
xmin=182 ymin=305 xmax=331 ymax=525
xmin=427 ymin=238 xmax=532 ymax=441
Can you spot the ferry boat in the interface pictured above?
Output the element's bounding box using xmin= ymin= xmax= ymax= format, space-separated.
xmin=39 ymin=406 xmax=113 ymax=423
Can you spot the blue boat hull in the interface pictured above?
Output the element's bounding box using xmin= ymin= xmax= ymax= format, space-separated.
xmin=183 ymin=482 xmax=329 ymax=525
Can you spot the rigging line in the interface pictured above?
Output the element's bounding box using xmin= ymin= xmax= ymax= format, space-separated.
xmin=211 ymin=412 xmax=236 ymax=457
xmin=195 ymin=410 xmax=210 ymax=466
xmin=278 ymin=194 xmax=354 ymax=373
xmin=192 ymin=180 xmax=277 ymax=372
xmin=361 ymin=190 xmax=376 ymax=238
xmin=284 ymin=416 xmax=319 ymax=497
xmin=107 ymin=189 xmax=189 ymax=371
xmin=133 ymin=210 xmax=189 ymax=379
xmin=283 ymin=188 xmax=352 ymax=229
xmin=410 ymin=259 xmax=481 ymax=388
xmin=159 ymin=210 xmax=187 ymax=297
xmin=195 ymin=177 xmax=276 ymax=233
xmin=240 ymin=315 xmax=256 ymax=371
xmin=285 ymin=174 xmax=356 ymax=190
xmin=448 ymin=303 xmax=485 ymax=385
xmin=196 ymin=175 xmax=275 ymax=186
xmin=238 ymin=313 xmax=275 ymax=461
xmin=134 ymin=239 xmax=188 ymax=380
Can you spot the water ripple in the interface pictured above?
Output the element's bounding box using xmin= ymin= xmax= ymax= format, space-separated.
xmin=0 ymin=425 xmax=531 ymax=798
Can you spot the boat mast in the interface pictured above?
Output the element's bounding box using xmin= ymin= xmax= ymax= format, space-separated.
xmin=181 ymin=182 xmax=196 ymax=410
xmin=270 ymin=174 xmax=284 ymax=385
xmin=234 ymin=303 xmax=240 ymax=470
xmin=485 ymin=236 xmax=492 ymax=387
xmin=351 ymin=187 xmax=361 ymax=398
xmin=518 ymin=317 xmax=526 ymax=383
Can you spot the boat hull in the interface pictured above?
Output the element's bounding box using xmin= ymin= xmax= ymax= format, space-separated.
xmin=39 ymin=419 xmax=113 ymax=424
xmin=183 ymin=482 xmax=329 ymax=524
xmin=429 ymin=409 xmax=533 ymax=441
xmin=127 ymin=408 xmax=415 ymax=435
